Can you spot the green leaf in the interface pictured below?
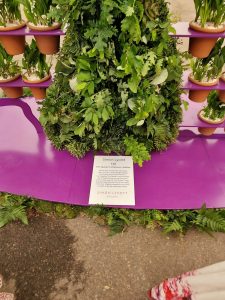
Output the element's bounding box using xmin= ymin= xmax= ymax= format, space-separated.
xmin=137 ymin=120 xmax=144 ymax=126
xmin=102 ymin=107 xmax=109 ymax=122
xmin=127 ymin=118 xmax=138 ymax=126
xmin=74 ymin=123 xmax=86 ymax=136
xmin=151 ymin=69 xmax=168 ymax=85
xmin=128 ymin=75 xmax=140 ymax=93
xmin=121 ymin=15 xmax=141 ymax=43
xmin=92 ymin=114 xmax=99 ymax=125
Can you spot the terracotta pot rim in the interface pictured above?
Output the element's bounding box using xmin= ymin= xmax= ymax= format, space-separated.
xmin=189 ymin=21 xmax=225 ymax=33
xmin=188 ymin=74 xmax=219 ymax=86
xmin=198 ymin=110 xmax=225 ymax=124
xmin=0 ymin=21 xmax=26 ymax=32
xmin=27 ymin=22 xmax=61 ymax=32
xmin=22 ymin=74 xmax=51 ymax=84
xmin=0 ymin=74 xmax=21 ymax=83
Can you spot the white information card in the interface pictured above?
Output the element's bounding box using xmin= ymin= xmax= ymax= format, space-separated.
xmin=89 ymin=156 xmax=135 ymax=206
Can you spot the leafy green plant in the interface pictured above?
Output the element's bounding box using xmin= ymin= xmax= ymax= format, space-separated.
xmin=201 ymin=91 xmax=225 ymax=121
xmin=0 ymin=0 xmax=22 ymax=26
xmin=40 ymin=0 xmax=183 ymax=166
xmin=0 ymin=44 xmax=20 ymax=79
xmin=191 ymin=39 xmax=225 ymax=82
xmin=22 ymin=0 xmax=56 ymax=26
xmin=0 ymin=194 xmax=29 ymax=227
xmin=1 ymin=193 xmax=225 ymax=236
xmin=22 ymin=40 xmax=51 ymax=79
xmin=193 ymin=0 xmax=225 ymax=27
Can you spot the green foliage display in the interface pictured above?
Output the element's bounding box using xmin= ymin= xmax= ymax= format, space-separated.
xmin=22 ymin=0 xmax=55 ymax=26
xmin=22 ymin=40 xmax=51 ymax=79
xmin=202 ymin=91 xmax=225 ymax=121
xmin=194 ymin=0 xmax=225 ymax=27
xmin=40 ymin=0 xmax=183 ymax=166
xmin=0 ymin=44 xmax=20 ymax=78
xmin=0 ymin=0 xmax=22 ymax=26
xmin=1 ymin=193 xmax=225 ymax=235
xmin=191 ymin=38 xmax=225 ymax=81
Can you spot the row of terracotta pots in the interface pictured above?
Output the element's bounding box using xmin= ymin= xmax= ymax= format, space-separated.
xmin=0 ymin=74 xmax=51 ymax=100
xmin=189 ymin=21 xmax=225 ymax=58
xmin=189 ymin=73 xmax=225 ymax=103
xmin=0 ymin=22 xmax=61 ymax=55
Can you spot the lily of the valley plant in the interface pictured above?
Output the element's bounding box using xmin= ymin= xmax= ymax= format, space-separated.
xmin=201 ymin=91 xmax=225 ymax=122
xmin=0 ymin=0 xmax=22 ymax=26
xmin=22 ymin=40 xmax=51 ymax=79
xmin=191 ymin=38 xmax=225 ymax=82
xmin=22 ymin=0 xmax=55 ymax=26
xmin=0 ymin=44 xmax=20 ymax=79
xmin=193 ymin=0 xmax=225 ymax=27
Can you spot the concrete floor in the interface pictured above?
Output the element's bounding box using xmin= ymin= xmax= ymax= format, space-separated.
xmin=1 ymin=215 xmax=225 ymax=300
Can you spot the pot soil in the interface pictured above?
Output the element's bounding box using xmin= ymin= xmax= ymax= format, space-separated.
xmin=198 ymin=127 xmax=216 ymax=136
xmin=27 ymin=23 xmax=61 ymax=55
xmin=198 ymin=109 xmax=225 ymax=125
xmin=189 ymin=21 xmax=225 ymax=58
xmin=23 ymin=74 xmax=51 ymax=100
xmin=0 ymin=22 xmax=26 ymax=55
xmin=0 ymin=74 xmax=23 ymax=98
xmin=188 ymin=74 xmax=218 ymax=103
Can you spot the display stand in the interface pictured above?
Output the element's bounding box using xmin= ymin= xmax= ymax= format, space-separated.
xmin=0 ymin=24 xmax=225 ymax=209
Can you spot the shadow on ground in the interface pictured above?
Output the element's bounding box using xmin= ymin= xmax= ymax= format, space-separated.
xmin=0 ymin=215 xmax=85 ymax=300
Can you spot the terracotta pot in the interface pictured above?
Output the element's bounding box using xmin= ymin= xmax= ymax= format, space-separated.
xmin=189 ymin=37 xmax=218 ymax=58
xmin=219 ymin=74 xmax=225 ymax=103
xmin=198 ymin=127 xmax=216 ymax=136
xmin=219 ymin=90 xmax=225 ymax=103
xmin=27 ymin=22 xmax=61 ymax=55
xmin=188 ymin=74 xmax=218 ymax=102
xmin=188 ymin=21 xmax=225 ymax=58
xmin=23 ymin=74 xmax=51 ymax=100
xmin=0 ymin=22 xmax=26 ymax=55
xmin=198 ymin=109 xmax=225 ymax=125
xmin=0 ymin=74 xmax=23 ymax=98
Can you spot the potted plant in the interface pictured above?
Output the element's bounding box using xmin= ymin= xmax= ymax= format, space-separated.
xmin=219 ymin=72 xmax=225 ymax=103
xmin=0 ymin=44 xmax=22 ymax=98
xmin=189 ymin=39 xmax=225 ymax=102
xmin=22 ymin=0 xmax=61 ymax=55
xmin=189 ymin=0 xmax=225 ymax=58
xmin=22 ymin=40 xmax=51 ymax=100
xmin=198 ymin=91 xmax=225 ymax=137
xmin=0 ymin=0 xmax=26 ymax=55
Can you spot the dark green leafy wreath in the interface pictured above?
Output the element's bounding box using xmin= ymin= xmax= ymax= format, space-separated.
xmin=40 ymin=0 xmax=183 ymax=166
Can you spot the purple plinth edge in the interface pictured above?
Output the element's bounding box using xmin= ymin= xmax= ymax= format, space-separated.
xmin=0 ymin=97 xmax=225 ymax=209
xmin=0 ymin=76 xmax=52 ymax=88
xmin=171 ymin=22 xmax=225 ymax=38
xmin=182 ymin=71 xmax=225 ymax=91
xmin=0 ymin=27 xmax=65 ymax=36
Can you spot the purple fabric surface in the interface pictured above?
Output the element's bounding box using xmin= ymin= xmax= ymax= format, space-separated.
xmin=181 ymin=94 xmax=225 ymax=128
xmin=0 ymin=97 xmax=225 ymax=209
xmin=0 ymin=27 xmax=64 ymax=36
xmin=182 ymin=71 xmax=225 ymax=90
xmin=172 ymin=22 xmax=225 ymax=38
xmin=0 ymin=76 xmax=52 ymax=88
